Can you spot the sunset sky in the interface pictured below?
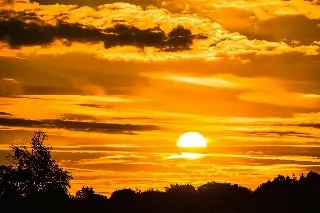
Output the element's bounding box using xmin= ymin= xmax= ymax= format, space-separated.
xmin=1 ymin=0 xmax=320 ymax=195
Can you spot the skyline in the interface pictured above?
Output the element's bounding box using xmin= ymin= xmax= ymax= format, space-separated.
xmin=1 ymin=0 xmax=320 ymax=195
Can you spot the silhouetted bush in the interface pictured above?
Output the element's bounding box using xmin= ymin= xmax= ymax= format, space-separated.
xmin=75 ymin=186 xmax=95 ymax=200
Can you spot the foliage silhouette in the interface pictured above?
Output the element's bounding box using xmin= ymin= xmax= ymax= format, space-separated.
xmin=75 ymin=186 xmax=95 ymax=200
xmin=0 ymin=130 xmax=72 ymax=211
xmin=1 ymin=131 xmax=320 ymax=213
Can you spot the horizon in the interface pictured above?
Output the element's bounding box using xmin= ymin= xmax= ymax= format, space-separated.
xmin=0 ymin=132 xmax=318 ymax=197
xmin=1 ymin=0 xmax=320 ymax=196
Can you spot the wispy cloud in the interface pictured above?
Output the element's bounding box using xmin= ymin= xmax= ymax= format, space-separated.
xmin=0 ymin=112 xmax=12 ymax=116
xmin=0 ymin=116 xmax=159 ymax=134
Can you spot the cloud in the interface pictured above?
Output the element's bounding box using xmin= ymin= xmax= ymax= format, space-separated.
xmin=0 ymin=149 xmax=107 ymax=165
xmin=3 ymin=53 xmax=320 ymax=118
xmin=24 ymin=0 xmax=320 ymax=21
xmin=242 ymin=15 xmax=320 ymax=45
xmin=27 ymin=0 xmax=158 ymax=7
xmin=142 ymin=71 xmax=320 ymax=111
xmin=0 ymin=112 xmax=12 ymax=116
xmin=0 ymin=54 xmax=147 ymax=96
xmin=60 ymin=113 xmax=98 ymax=121
xmin=178 ymin=0 xmax=320 ymax=21
xmin=162 ymin=53 xmax=320 ymax=95
xmin=243 ymin=130 xmax=320 ymax=139
xmin=54 ymin=146 xmax=143 ymax=153
xmin=295 ymin=123 xmax=320 ymax=129
xmin=237 ymin=91 xmax=320 ymax=109
xmin=242 ymin=146 xmax=320 ymax=159
xmin=0 ymin=11 xmax=207 ymax=51
xmin=0 ymin=116 xmax=159 ymax=134
xmin=78 ymin=103 xmax=112 ymax=109
xmin=52 ymin=151 xmax=107 ymax=163
xmin=1 ymin=77 xmax=18 ymax=83
xmin=0 ymin=2 xmax=318 ymax=61
xmin=74 ymin=162 xmax=187 ymax=173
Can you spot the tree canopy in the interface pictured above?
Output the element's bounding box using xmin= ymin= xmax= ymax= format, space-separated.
xmin=1 ymin=130 xmax=72 ymax=201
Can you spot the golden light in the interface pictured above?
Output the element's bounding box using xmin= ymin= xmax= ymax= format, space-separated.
xmin=177 ymin=132 xmax=207 ymax=148
xmin=167 ymin=152 xmax=205 ymax=160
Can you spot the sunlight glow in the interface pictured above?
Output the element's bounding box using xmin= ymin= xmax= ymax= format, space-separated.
xmin=164 ymin=76 xmax=237 ymax=88
xmin=177 ymin=132 xmax=207 ymax=148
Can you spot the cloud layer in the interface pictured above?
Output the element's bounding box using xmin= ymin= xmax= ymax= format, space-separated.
xmin=1 ymin=0 xmax=319 ymax=61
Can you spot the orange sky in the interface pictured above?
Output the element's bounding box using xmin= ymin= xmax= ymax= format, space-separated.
xmin=1 ymin=0 xmax=320 ymax=195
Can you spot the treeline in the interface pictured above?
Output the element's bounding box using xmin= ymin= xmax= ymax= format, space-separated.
xmin=1 ymin=131 xmax=320 ymax=213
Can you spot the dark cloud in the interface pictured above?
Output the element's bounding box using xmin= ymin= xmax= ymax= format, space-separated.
xmin=0 ymin=10 xmax=41 ymax=22
xmin=0 ymin=112 xmax=12 ymax=116
xmin=274 ymin=122 xmax=320 ymax=130
xmin=244 ymin=130 xmax=320 ymax=139
xmin=0 ymin=10 xmax=207 ymax=51
xmin=0 ymin=117 xmax=159 ymax=134
xmin=78 ymin=104 xmax=112 ymax=109
xmin=0 ymin=149 xmax=106 ymax=165
xmin=296 ymin=123 xmax=320 ymax=129
xmin=241 ymin=15 xmax=320 ymax=45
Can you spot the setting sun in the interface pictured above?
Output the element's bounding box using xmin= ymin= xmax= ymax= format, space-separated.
xmin=177 ymin=132 xmax=207 ymax=148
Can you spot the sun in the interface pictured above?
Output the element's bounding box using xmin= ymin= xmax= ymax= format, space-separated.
xmin=177 ymin=132 xmax=207 ymax=148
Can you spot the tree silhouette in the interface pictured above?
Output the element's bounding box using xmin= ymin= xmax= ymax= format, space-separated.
xmin=198 ymin=182 xmax=251 ymax=213
xmin=75 ymin=186 xmax=95 ymax=200
xmin=5 ymin=130 xmax=72 ymax=200
xmin=165 ymin=183 xmax=196 ymax=194
xmin=110 ymin=188 xmax=137 ymax=203
xmin=139 ymin=189 xmax=165 ymax=213
xmin=0 ymin=165 xmax=19 ymax=202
